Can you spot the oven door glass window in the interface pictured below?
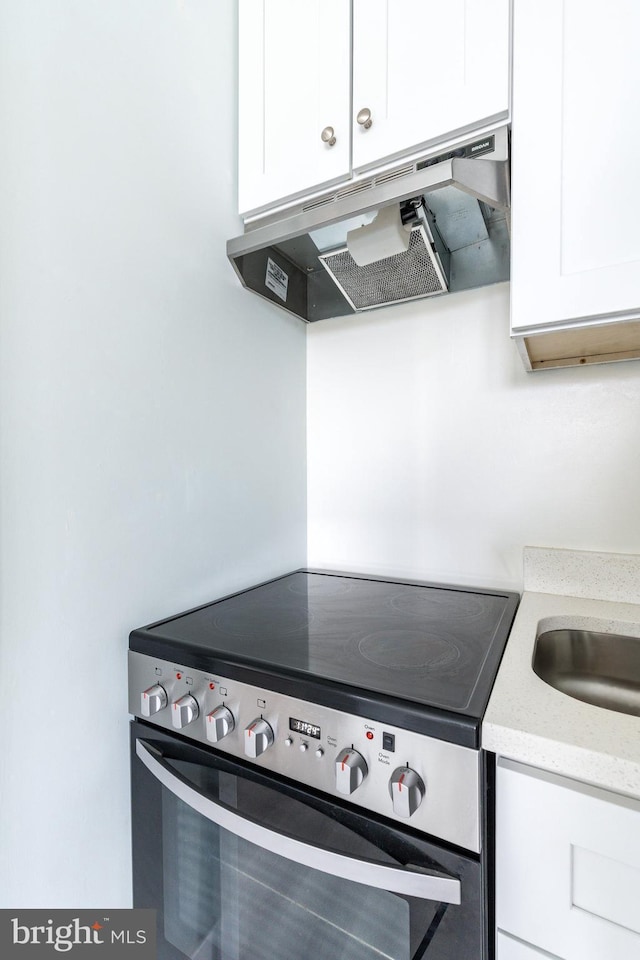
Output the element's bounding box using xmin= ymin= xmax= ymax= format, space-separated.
xmin=133 ymin=733 xmax=482 ymax=960
xmin=164 ymin=778 xmax=408 ymax=960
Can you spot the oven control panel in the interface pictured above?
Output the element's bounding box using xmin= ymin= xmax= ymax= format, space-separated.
xmin=129 ymin=650 xmax=481 ymax=853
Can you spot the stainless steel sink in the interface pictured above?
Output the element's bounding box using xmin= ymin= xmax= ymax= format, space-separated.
xmin=533 ymin=628 xmax=640 ymax=717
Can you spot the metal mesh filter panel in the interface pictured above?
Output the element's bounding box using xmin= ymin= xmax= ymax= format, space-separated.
xmin=319 ymin=225 xmax=447 ymax=311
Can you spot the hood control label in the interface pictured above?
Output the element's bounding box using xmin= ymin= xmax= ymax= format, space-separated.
xmin=265 ymin=258 xmax=289 ymax=302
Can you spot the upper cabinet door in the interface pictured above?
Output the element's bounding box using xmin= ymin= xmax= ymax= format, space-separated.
xmin=238 ymin=0 xmax=351 ymax=217
xmin=352 ymin=0 xmax=510 ymax=171
xmin=511 ymin=0 xmax=640 ymax=334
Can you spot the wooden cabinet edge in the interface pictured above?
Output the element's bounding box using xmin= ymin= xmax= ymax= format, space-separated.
xmin=513 ymin=318 xmax=640 ymax=372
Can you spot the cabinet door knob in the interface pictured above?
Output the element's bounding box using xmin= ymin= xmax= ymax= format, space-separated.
xmin=356 ymin=107 xmax=373 ymax=129
xmin=321 ymin=126 xmax=337 ymax=146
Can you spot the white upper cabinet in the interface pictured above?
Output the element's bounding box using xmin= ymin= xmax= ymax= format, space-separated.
xmin=238 ymin=0 xmax=510 ymax=217
xmin=511 ymin=0 xmax=640 ymax=346
xmin=352 ymin=0 xmax=510 ymax=171
xmin=238 ymin=0 xmax=351 ymax=217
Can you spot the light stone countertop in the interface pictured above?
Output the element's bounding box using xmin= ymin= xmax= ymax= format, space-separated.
xmin=482 ymin=547 xmax=640 ymax=799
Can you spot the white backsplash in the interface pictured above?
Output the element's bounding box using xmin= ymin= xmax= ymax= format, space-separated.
xmin=524 ymin=547 xmax=640 ymax=604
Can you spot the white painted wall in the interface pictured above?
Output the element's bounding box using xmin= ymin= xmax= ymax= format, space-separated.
xmin=0 ymin=1 xmax=306 ymax=907
xmin=307 ymin=283 xmax=640 ymax=591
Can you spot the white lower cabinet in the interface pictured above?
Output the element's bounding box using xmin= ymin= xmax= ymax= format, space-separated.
xmin=496 ymin=759 xmax=640 ymax=960
xmin=497 ymin=932 xmax=562 ymax=960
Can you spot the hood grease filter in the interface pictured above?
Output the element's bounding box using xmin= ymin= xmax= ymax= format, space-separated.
xmin=319 ymin=221 xmax=448 ymax=311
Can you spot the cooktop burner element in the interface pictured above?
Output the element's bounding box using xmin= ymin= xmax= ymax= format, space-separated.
xmin=130 ymin=570 xmax=519 ymax=744
xmin=357 ymin=629 xmax=460 ymax=672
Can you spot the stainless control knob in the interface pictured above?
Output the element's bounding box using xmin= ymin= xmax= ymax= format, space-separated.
xmin=206 ymin=704 xmax=235 ymax=743
xmin=321 ymin=125 xmax=336 ymax=146
xmin=141 ymin=684 xmax=167 ymax=718
xmin=335 ymin=748 xmax=368 ymax=795
xmin=171 ymin=694 xmax=199 ymax=729
xmin=356 ymin=107 xmax=373 ymax=129
xmin=389 ymin=766 xmax=425 ymax=818
xmin=244 ymin=718 xmax=274 ymax=758
xmin=299 ymin=742 xmax=308 ymax=753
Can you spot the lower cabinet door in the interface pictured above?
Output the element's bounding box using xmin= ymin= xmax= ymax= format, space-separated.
xmin=497 ymin=759 xmax=640 ymax=960
xmin=497 ymin=932 xmax=563 ymax=960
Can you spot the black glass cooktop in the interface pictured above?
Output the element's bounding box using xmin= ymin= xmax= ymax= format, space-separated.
xmin=131 ymin=570 xmax=519 ymax=723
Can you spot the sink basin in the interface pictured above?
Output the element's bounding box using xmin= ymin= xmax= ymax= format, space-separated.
xmin=533 ymin=628 xmax=640 ymax=717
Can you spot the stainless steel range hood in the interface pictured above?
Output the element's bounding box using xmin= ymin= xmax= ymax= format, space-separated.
xmin=227 ymin=128 xmax=510 ymax=323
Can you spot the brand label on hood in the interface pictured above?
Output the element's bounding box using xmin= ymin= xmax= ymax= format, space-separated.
xmin=416 ymin=134 xmax=495 ymax=170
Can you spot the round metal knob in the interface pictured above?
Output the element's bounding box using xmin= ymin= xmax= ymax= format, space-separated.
xmin=141 ymin=684 xmax=167 ymax=718
xmin=335 ymin=747 xmax=368 ymax=795
xmin=206 ymin=704 xmax=235 ymax=743
xmin=389 ymin=766 xmax=425 ymax=818
xmin=321 ymin=126 xmax=337 ymax=146
xmin=244 ymin=717 xmax=275 ymax=759
xmin=356 ymin=107 xmax=373 ymax=130
xmin=171 ymin=694 xmax=199 ymax=729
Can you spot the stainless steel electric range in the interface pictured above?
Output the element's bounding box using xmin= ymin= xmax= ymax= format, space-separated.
xmin=128 ymin=569 xmax=518 ymax=960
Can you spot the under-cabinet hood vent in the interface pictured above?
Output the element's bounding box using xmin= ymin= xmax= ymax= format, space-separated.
xmin=302 ymin=195 xmax=336 ymax=213
xmin=373 ymin=164 xmax=415 ymax=186
xmin=302 ymin=164 xmax=416 ymax=213
xmin=335 ymin=179 xmax=377 ymax=201
xmin=227 ymin=127 xmax=510 ymax=324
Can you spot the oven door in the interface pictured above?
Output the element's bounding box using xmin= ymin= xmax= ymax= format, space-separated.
xmin=130 ymin=722 xmax=486 ymax=960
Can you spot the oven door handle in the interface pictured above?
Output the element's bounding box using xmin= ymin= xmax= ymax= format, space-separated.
xmin=136 ymin=739 xmax=461 ymax=904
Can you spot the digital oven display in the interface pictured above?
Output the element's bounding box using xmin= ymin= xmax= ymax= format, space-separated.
xmin=289 ymin=717 xmax=321 ymax=740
